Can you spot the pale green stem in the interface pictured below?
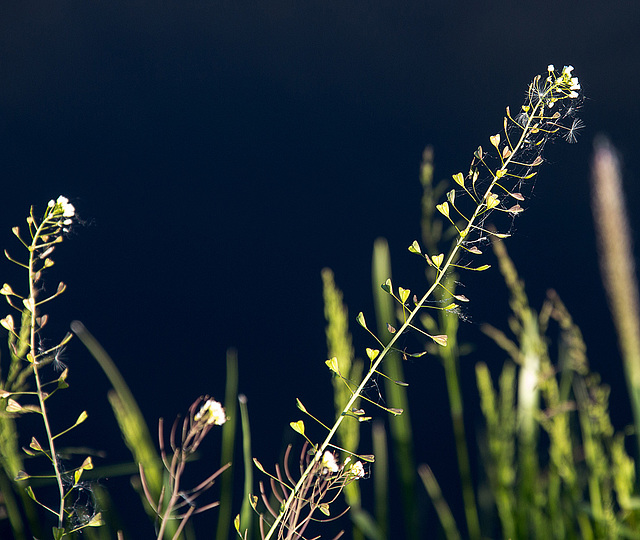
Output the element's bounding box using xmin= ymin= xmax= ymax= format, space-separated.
xmin=263 ymin=80 xmax=554 ymax=540
xmin=29 ymin=222 xmax=65 ymax=528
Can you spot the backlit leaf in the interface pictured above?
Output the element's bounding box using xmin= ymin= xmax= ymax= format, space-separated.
xmin=356 ymin=312 xmax=367 ymax=328
xmin=296 ymin=398 xmax=308 ymax=413
xmin=366 ymin=348 xmax=379 ymax=361
xmin=290 ymin=420 xmax=305 ymax=435
xmin=447 ymin=189 xmax=456 ymax=204
xmin=431 ymin=334 xmax=448 ymax=346
xmin=436 ymin=202 xmax=449 ymax=218
xmin=325 ymin=357 xmax=339 ymax=373
xmin=452 ymin=172 xmax=465 ymax=187
xmin=486 ymin=193 xmax=499 ymax=209
xmin=381 ymin=278 xmax=392 ymax=294
xmin=398 ymin=287 xmax=410 ymax=304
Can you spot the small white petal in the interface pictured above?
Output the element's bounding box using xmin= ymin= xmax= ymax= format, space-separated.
xmin=322 ymin=451 xmax=339 ymax=473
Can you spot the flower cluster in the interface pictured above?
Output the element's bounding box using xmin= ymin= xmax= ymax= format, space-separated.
xmin=46 ymin=195 xmax=76 ymax=233
xmin=525 ymin=64 xmax=581 ymax=116
xmin=320 ymin=451 xmax=366 ymax=481
xmin=547 ymin=64 xmax=581 ymax=100
xmin=194 ymin=398 xmax=227 ymax=426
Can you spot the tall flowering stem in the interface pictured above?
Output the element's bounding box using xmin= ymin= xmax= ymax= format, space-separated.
xmin=259 ymin=65 xmax=582 ymax=540
xmin=0 ymin=197 xmax=90 ymax=535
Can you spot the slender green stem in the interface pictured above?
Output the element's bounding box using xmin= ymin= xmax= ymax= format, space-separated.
xmin=28 ymin=224 xmax=65 ymax=528
xmin=263 ymin=73 xmax=567 ymax=540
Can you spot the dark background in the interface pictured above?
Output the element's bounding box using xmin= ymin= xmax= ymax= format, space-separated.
xmin=1 ymin=1 xmax=639 ymax=537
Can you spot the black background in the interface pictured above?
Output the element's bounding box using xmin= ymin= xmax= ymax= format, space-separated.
xmin=1 ymin=1 xmax=639 ymax=537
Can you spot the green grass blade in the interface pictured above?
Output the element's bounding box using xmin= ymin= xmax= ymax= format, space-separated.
xmin=217 ymin=348 xmax=239 ymax=540
xmin=371 ymin=237 xmax=419 ymax=539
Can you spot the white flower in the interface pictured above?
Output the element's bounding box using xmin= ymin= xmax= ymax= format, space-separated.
xmin=56 ymin=196 xmax=75 ymax=218
xmin=547 ymin=64 xmax=555 ymax=72
xmin=349 ymin=461 xmax=365 ymax=479
xmin=194 ymin=398 xmax=227 ymax=426
xmin=321 ymin=451 xmax=339 ymax=473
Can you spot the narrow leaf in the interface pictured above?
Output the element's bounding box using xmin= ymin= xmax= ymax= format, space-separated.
xmin=26 ymin=486 xmax=38 ymax=502
xmin=296 ymin=398 xmax=308 ymax=413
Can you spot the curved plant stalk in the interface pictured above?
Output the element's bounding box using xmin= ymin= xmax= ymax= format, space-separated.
xmin=258 ymin=65 xmax=582 ymax=540
xmin=0 ymin=197 xmax=103 ymax=537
